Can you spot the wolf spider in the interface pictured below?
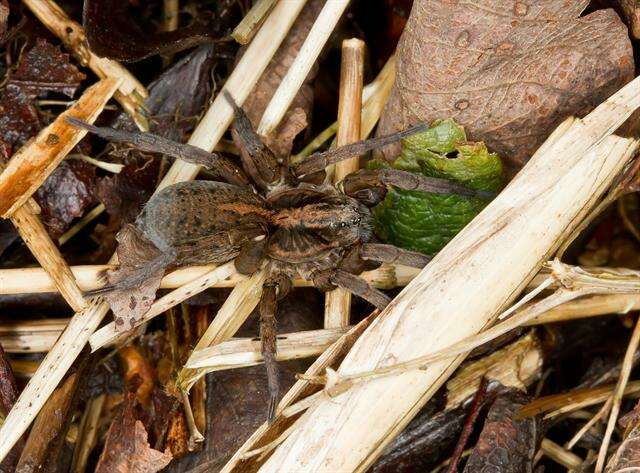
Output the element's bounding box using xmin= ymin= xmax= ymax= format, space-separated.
xmin=69 ymin=93 xmax=491 ymax=419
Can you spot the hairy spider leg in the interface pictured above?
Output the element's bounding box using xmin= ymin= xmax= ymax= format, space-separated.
xmin=65 ymin=117 xmax=248 ymax=186
xmin=258 ymin=275 xmax=291 ymax=423
xmin=341 ymin=168 xmax=495 ymax=206
xmin=329 ymin=269 xmax=391 ymax=311
xmin=360 ymin=243 xmax=432 ymax=268
xmin=291 ymin=122 xmax=430 ymax=177
xmin=224 ymin=91 xmax=281 ymax=187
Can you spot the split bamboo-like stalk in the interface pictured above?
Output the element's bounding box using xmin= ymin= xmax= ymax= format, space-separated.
xmin=84 ymin=265 xmax=416 ymax=351
xmin=2 ymin=79 xmax=120 ymax=312
xmin=0 ymin=2 xmax=309 ymax=462
xmin=160 ymin=0 xmax=309 ymax=187
xmin=325 ymin=38 xmax=365 ymax=329
xmin=258 ymin=77 xmax=640 ymax=472
xmin=162 ymin=0 xmax=179 ymax=32
xmin=222 ymin=313 xmax=378 ymax=472
xmin=11 ymin=205 xmax=86 ymax=312
xmin=232 ymin=0 xmax=278 ymax=44
xmin=293 ymin=54 xmax=396 ymax=162
xmin=4 ymin=289 xmax=637 ymax=354
xmin=525 ymin=293 xmax=640 ymax=325
xmin=257 ymin=0 xmax=351 ymax=136
xmin=0 ymin=319 xmax=69 ymax=353
xmin=185 ymin=327 xmax=350 ymax=371
xmin=0 ymin=78 xmax=121 ymax=217
xmin=176 ymin=270 xmax=268 ymax=391
xmin=360 ymin=55 xmax=395 ymax=140
xmin=21 ymin=0 xmax=148 ymax=130
xmin=88 ymin=262 xmax=238 ymax=351
xmin=222 ymin=325 xmax=542 ymax=471
xmin=0 ymin=263 xmax=419 ymax=295
xmin=70 ymin=393 xmax=105 ymax=473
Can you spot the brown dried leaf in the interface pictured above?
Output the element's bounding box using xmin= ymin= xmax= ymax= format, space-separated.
xmin=96 ymin=394 xmax=172 ymax=473
xmin=606 ymin=423 xmax=640 ymax=472
xmin=233 ymin=0 xmax=323 ymax=158
xmin=9 ymin=38 xmax=85 ymax=98
xmin=103 ymin=225 xmax=171 ymax=332
xmin=35 ymin=159 xmax=98 ymax=238
xmin=378 ymin=0 xmax=635 ymax=168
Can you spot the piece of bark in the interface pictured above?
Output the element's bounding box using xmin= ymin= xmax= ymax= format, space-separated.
xmin=232 ymin=0 xmax=323 ymax=159
xmin=96 ymin=393 xmax=172 ymax=473
xmin=0 ymin=344 xmax=17 ymax=415
xmin=0 ymin=0 xmax=7 ymax=42
xmin=15 ymin=372 xmax=80 ymax=473
xmin=463 ymin=390 xmax=540 ymax=473
xmin=377 ymin=0 xmax=635 ymax=169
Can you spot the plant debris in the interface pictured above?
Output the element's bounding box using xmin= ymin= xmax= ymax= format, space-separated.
xmin=83 ymin=0 xmax=219 ymax=62
xmin=377 ymin=0 xmax=635 ymax=168
xmin=8 ymin=38 xmax=85 ymax=98
xmin=2 ymin=0 xmax=640 ymax=471
xmin=95 ymin=393 xmax=172 ymax=473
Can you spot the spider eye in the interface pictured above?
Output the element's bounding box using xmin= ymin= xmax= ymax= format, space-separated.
xmin=339 ymin=222 xmax=347 ymax=228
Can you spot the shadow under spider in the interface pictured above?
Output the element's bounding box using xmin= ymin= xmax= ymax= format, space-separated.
xmin=67 ymin=93 xmax=492 ymax=421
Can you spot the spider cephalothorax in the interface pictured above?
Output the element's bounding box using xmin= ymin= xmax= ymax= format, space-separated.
xmin=69 ymin=93 xmax=491 ymax=418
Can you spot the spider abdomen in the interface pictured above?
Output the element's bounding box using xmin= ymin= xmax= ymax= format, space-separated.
xmin=136 ymin=180 xmax=270 ymax=265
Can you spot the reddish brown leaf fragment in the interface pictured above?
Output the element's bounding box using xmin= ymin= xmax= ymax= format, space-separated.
xmin=9 ymin=38 xmax=85 ymax=98
xmin=463 ymin=389 xmax=540 ymax=473
xmin=96 ymin=394 xmax=172 ymax=473
xmin=16 ymin=372 xmax=81 ymax=473
xmin=378 ymin=0 xmax=635 ymax=168
xmin=0 ymin=87 xmax=41 ymax=154
xmin=35 ymin=159 xmax=98 ymax=238
xmin=118 ymin=346 xmax=156 ymax=407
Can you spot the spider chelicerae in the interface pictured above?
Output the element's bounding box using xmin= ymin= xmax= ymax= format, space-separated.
xmin=68 ymin=92 xmax=490 ymax=419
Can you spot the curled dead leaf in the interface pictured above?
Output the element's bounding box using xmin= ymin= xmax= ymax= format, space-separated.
xmin=378 ymin=0 xmax=635 ymax=169
xmin=96 ymin=393 xmax=172 ymax=473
